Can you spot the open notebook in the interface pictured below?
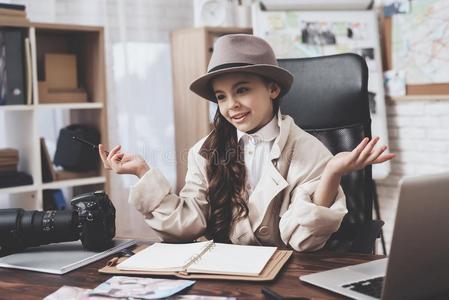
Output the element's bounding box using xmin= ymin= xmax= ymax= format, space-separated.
xmin=100 ymin=241 xmax=293 ymax=281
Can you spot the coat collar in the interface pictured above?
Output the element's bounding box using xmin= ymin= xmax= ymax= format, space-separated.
xmin=270 ymin=109 xmax=292 ymax=160
xmin=236 ymin=115 xmax=279 ymax=143
xmin=198 ymin=110 xmax=292 ymax=160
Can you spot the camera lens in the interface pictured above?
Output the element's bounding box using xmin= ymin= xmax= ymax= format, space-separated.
xmin=0 ymin=209 xmax=79 ymax=255
xmin=1 ymin=191 xmax=115 ymax=255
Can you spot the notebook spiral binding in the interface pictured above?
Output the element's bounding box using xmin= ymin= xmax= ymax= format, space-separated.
xmin=180 ymin=240 xmax=216 ymax=273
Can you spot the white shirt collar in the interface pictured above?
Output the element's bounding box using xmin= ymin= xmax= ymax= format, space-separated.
xmin=237 ymin=115 xmax=279 ymax=143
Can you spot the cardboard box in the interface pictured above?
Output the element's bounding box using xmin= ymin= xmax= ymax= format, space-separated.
xmin=38 ymin=81 xmax=87 ymax=103
xmin=45 ymin=53 xmax=78 ymax=90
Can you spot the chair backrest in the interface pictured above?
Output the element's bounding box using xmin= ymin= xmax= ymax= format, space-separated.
xmin=278 ymin=53 xmax=378 ymax=252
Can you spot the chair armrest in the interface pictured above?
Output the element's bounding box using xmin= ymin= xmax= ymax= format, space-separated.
xmin=324 ymin=220 xmax=384 ymax=254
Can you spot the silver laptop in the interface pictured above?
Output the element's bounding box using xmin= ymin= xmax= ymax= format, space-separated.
xmin=300 ymin=172 xmax=449 ymax=300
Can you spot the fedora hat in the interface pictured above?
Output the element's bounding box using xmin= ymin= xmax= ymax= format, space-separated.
xmin=189 ymin=34 xmax=294 ymax=102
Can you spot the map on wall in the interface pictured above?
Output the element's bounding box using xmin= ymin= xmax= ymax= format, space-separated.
xmin=392 ymin=0 xmax=449 ymax=85
xmin=252 ymin=8 xmax=390 ymax=179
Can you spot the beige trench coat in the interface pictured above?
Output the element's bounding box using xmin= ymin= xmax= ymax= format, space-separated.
xmin=129 ymin=114 xmax=347 ymax=251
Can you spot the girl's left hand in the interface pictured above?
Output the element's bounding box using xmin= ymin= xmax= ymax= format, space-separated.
xmin=326 ymin=136 xmax=395 ymax=176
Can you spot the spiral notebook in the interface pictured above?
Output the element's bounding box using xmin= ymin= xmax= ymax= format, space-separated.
xmin=100 ymin=241 xmax=293 ymax=281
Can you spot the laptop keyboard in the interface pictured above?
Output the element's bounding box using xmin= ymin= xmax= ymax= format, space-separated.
xmin=342 ymin=276 xmax=384 ymax=299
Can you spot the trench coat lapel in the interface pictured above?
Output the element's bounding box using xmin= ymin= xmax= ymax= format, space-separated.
xmin=230 ymin=112 xmax=292 ymax=243
xmin=230 ymin=162 xmax=289 ymax=244
xmin=247 ymin=161 xmax=288 ymax=231
xmin=230 ymin=217 xmax=254 ymax=244
xmin=230 ymin=161 xmax=288 ymax=244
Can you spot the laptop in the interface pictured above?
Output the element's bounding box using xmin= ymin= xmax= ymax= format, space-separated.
xmin=300 ymin=173 xmax=449 ymax=300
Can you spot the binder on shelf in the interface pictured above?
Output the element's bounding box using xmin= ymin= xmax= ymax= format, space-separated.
xmin=40 ymin=137 xmax=55 ymax=182
xmin=0 ymin=28 xmax=26 ymax=106
xmin=99 ymin=241 xmax=293 ymax=281
xmin=24 ymin=37 xmax=32 ymax=105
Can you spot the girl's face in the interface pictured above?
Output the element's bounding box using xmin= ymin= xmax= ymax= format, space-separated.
xmin=212 ymin=73 xmax=281 ymax=133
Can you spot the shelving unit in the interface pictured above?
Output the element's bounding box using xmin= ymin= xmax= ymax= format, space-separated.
xmin=37 ymin=102 xmax=104 ymax=109
xmin=171 ymin=27 xmax=251 ymax=192
xmin=42 ymin=176 xmax=106 ymax=189
xmin=0 ymin=20 xmax=109 ymax=210
xmin=0 ymin=105 xmax=34 ymax=111
xmin=388 ymin=95 xmax=449 ymax=102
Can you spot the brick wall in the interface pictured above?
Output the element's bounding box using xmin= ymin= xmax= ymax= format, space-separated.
xmin=376 ymin=99 xmax=449 ymax=252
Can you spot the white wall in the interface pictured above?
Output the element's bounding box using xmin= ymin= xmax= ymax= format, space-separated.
xmin=376 ymin=100 xmax=449 ymax=251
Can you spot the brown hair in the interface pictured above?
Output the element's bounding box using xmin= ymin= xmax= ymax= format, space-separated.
xmin=200 ymin=110 xmax=248 ymax=243
xmin=200 ymin=75 xmax=281 ymax=243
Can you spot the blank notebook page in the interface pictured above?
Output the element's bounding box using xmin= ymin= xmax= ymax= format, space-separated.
xmin=188 ymin=243 xmax=277 ymax=276
xmin=117 ymin=241 xmax=209 ymax=271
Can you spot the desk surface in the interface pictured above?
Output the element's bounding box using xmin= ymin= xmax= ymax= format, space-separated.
xmin=0 ymin=249 xmax=382 ymax=300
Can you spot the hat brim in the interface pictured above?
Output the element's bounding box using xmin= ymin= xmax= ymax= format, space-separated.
xmin=189 ymin=64 xmax=294 ymax=102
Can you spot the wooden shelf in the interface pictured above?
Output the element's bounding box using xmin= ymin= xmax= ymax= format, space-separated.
xmin=0 ymin=103 xmax=103 ymax=110
xmin=42 ymin=176 xmax=106 ymax=189
xmin=0 ymin=184 xmax=37 ymax=194
xmin=0 ymin=19 xmax=30 ymax=28
xmin=0 ymin=176 xmax=106 ymax=194
xmin=388 ymin=95 xmax=449 ymax=101
xmin=0 ymin=105 xmax=34 ymax=111
xmin=36 ymin=102 xmax=103 ymax=109
xmin=1 ymin=20 xmax=109 ymax=209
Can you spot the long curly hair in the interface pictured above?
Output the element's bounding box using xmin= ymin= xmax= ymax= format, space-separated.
xmin=201 ymin=110 xmax=248 ymax=243
xmin=200 ymin=77 xmax=281 ymax=243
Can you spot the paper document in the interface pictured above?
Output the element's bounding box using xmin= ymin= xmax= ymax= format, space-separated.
xmin=117 ymin=241 xmax=277 ymax=277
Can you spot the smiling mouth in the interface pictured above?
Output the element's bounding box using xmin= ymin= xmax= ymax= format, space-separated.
xmin=231 ymin=112 xmax=250 ymax=121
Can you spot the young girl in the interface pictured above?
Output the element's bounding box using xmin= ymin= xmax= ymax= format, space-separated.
xmin=99 ymin=34 xmax=394 ymax=252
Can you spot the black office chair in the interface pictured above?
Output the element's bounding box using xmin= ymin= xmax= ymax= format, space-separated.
xmin=278 ymin=53 xmax=384 ymax=254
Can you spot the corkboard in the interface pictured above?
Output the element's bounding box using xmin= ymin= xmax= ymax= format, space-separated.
xmin=383 ymin=16 xmax=449 ymax=96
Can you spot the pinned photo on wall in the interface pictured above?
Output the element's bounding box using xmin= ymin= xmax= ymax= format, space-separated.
xmin=355 ymin=47 xmax=376 ymax=72
xmin=384 ymin=70 xmax=406 ymax=97
xmin=300 ymin=22 xmax=336 ymax=46
xmin=384 ymin=0 xmax=411 ymax=17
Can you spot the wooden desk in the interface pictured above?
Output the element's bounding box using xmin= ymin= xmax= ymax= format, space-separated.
xmin=0 ymin=250 xmax=382 ymax=300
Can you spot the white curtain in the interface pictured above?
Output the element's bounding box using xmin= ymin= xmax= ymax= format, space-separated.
xmin=8 ymin=0 xmax=193 ymax=239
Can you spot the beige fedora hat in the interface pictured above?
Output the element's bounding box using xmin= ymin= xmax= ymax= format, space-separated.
xmin=189 ymin=34 xmax=294 ymax=102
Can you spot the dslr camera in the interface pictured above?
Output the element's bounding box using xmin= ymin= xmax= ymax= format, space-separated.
xmin=0 ymin=191 xmax=115 ymax=256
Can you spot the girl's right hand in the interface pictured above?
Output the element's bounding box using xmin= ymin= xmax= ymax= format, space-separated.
xmin=99 ymin=144 xmax=150 ymax=178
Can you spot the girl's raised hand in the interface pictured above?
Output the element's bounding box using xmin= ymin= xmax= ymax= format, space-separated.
xmin=326 ymin=136 xmax=395 ymax=176
xmin=99 ymin=144 xmax=149 ymax=178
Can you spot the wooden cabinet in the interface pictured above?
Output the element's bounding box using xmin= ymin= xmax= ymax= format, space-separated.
xmin=171 ymin=27 xmax=251 ymax=192
xmin=0 ymin=19 xmax=108 ymax=209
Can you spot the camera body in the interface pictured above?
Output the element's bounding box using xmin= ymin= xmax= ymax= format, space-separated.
xmin=0 ymin=191 xmax=115 ymax=256
xmin=72 ymin=191 xmax=116 ymax=251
